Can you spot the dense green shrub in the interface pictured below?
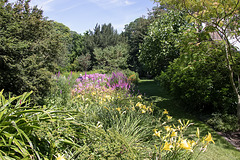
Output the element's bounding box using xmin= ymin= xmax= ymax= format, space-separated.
xmin=93 ymin=43 xmax=129 ymax=71
xmin=70 ymin=53 xmax=91 ymax=71
xmin=158 ymin=40 xmax=237 ymax=113
xmin=207 ymin=113 xmax=239 ymax=132
xmin=0 ymin=0 xmax=68 ymax=104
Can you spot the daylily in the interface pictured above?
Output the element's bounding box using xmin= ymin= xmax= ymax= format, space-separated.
xmin=164 ymin=126 xmax=171 ymax=132
xmin=142 ymin=105 xmax=147 ymax=110
xmin=180 ymin=139 xmax=193 ymax=152
xmin=153 ymin=130 xmax=161 ymax=137
xmin=56 ymin=154 xmax=65 ymax=160
xmin=163 ymin=109 xmax=168 ymax=114
xmin=190 ymin=140 xmax=196 ymax=147
xmin=205 ymin=132 xmax=215 ymax=144
xmin=196 ymin=127 xmax=200 ymax=138
xmin=148 ymin=107 xmax=153 ymax=113
xmin=141 ymin=109 xmax=146 ymax=114
xmin=170 ymin=130 xmax=177 ymax=137
xmin=167 ymin=115 xmax=172 ymax=120
xmin=162 ymin=141 xmax=173 ymax=151
xmin=136 ymin=102 xmax=143 ymax=107
xmin=116 ymin=107 xmax=121 ymax=112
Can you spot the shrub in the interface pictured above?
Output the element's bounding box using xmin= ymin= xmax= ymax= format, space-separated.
xmin=207 ymin=113 xmax=239 ymax=132
xmin=158 ymin=41 xmax=236 ymax=113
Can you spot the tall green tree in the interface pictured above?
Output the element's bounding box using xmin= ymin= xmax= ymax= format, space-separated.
xmin=93 ymin=43 xmax=129 ymax=71
xmin=82 ymin=23 xmax=125 ymax=69
xmin=69 ymin=31 xmax=85 ymax=64
xmin=124 ymin=17 xmax=150 ymax=75
xmin=0 ymin=0 xmax=68 ymax=103
xmin=154 ymin=0 xmax=240 ymax=122
xmin=139 ymin=10 xmax=187 ymax=76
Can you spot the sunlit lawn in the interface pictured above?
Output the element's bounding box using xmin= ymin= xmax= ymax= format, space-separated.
xmin=138 ymin=79 xmax=240 ymax=160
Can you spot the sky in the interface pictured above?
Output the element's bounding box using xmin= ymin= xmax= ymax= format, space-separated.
xmin=9 ymin=0 xmax=156 ymax=34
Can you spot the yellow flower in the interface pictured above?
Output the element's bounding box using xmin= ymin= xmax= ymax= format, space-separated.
xmin=136 ymin=102 xmax=143 ymax=107
xmin=180 ymin=140 xmax=193 ymax=152
xmin=163 ymin=109 xmax=168 ymax=114
xmin=170 ymin=130 xmax=177 ymax=137
xmin=141 ymin=109 xmax=146 ymax=114
xmin=196 ymin=127 xmax=200 ymax=138
xmin=137 ymin=95 xmax=142 ymax=99
xmin=91 ymin=92 xmax=96 ymax=96
xmin=153 ymin=130 xmax=161 ymax=137
xmin=167 ymin=115 xmax=172 ymax=120
xmin=56 ymin=154 xmax=65 ymax=160
xmin=178 ymin=119 xmax=183 ymax=126
xmin=148 ymin=107 xmax=153 ymax=113
xmin=190 ymin=140 xmax=196 ymax=147
xmin=116 ymin=107 xmax=121 ymax=112
xmin=205 ymin=132 xmax=215 ymax=144
xmin=131 ymin=106 xmax=135 ymax=111
xmin=164 ymin=126 xmax=171 ymax=132
xmin=162 ymin=141 xmax=173 ymax=151
xmin=142 ymin=105 xmax=147 ymax=110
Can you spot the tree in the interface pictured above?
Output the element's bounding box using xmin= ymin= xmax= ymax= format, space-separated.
xmin=0 ymin=0 xmax=68 ymax=103
xmin=154 ymin=0 xmax=240 ymax=122
xmin=139 ymin=10 xmax=187 ymax=76
xmin=123 ymin=17 xmax=150 ymax=75
xmin=69 ymin=31 xmax=85 ymax=64
xmin=93 ymin=43 xmax=129 ymax=71
xmin=82 ymin=23 xmax=126 ymax=69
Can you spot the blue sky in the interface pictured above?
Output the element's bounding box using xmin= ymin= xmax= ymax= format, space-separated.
xmin=10 ymin=0 xmax=156 ymax=34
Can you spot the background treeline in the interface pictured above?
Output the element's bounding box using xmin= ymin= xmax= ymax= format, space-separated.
xmin=1 ymin=0 xmax=239 ymax=130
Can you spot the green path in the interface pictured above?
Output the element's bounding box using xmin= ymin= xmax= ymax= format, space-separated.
xmin=138 ymin=80 xmax=240 ymax=160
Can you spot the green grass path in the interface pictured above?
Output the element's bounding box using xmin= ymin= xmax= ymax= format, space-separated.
xmin=138 ymin=80 xmax=240 ymax=160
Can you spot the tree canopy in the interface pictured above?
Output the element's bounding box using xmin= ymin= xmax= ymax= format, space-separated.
xmin=0 ymin=0 xmax=68 ymax=102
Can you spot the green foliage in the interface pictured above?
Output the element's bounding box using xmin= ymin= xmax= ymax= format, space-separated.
xmin=0 ymin=0 xmax=68 ymax=103
xmin=82 ymin=23 xmax=126 ymax=69
xmin=139 ymin=10 xmax=187 ymax=77
xmin=121 ymin=69 xmax=140 ymax=84
xmin=158 ymin=37 xmax=236 ymax=113
xmin=0 ymin=90 xmax=42 ymax=159
xmin=71 ymin=53 xmax=91 ymax=71
xmin=154 ymin=0 xmax=240 ymax=124
xmin=93 ymin=43 xmax=129 ymax=71
xmin=124 ymin=17 xmax=150 ymax=75
xmin=207 ymin=113 xmax=239 ymax=132
xmin=45 ymin=72 xmax=76 ymax=106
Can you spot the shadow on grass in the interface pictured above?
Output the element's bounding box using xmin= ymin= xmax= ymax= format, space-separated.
xmin=138 ymin=80 xmax=240 ymax=157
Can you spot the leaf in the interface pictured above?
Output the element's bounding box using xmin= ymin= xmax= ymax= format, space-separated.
xmin=12 ymin=138 xmax=29 ymax=157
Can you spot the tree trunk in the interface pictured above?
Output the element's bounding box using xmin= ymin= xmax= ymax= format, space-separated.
xmin=238 ymin=95 xmax=240 ymax=124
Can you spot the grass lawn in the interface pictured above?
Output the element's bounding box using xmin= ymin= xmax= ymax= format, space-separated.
xmin=138 ymin=79 xmax=240 ymax=160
